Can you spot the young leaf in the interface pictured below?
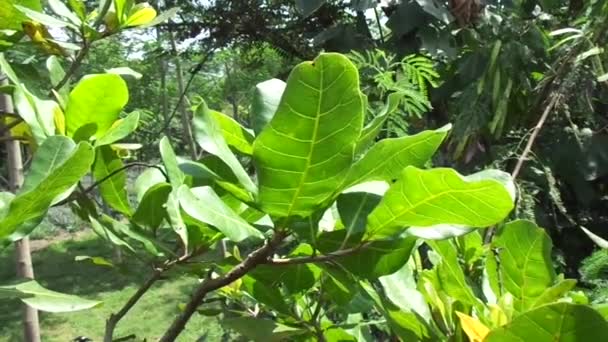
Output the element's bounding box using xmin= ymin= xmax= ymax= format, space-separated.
xmin=93 ymin=146 xmax=132 ymax=215
xmin=455 ymin=312 xmax=490 ymax=342
xmin=493 ymin=220 xmax=556 ymax=312
xmin=193 ymin=101 xmax=257 ymax=194
xmin=485 ymin=303 xmax=608 ymax=341
xmin=124 ymin=3 xmax=157 ymax=27
xmin=0 ymin=142 xmax=94 ymax=240
xmin=366 ymin=167 xmax=514 ymax=239
xmin=159 ymin=136 xmax=185 ymax=189
xmin=426 ymin=239 xmax=484 ymax=310
xmin=250 ymin=78 xmax=286 ymax=135
xmin=178 ymin=185 xmax=264 ymax=242
xmin=140 ymin=7 xmax=180 ymax=28
xmin=95 ymin=111 xmax=140 ymax=146
xmin=0 ymin=280 xmax=100 ymax=312
xmin=253 ymin=53 xmax=364 ymax=217
xmin=65 ymin=74 xmax=128 ymax=138
xmin=343 ymin=124 xmax=450 ymax=189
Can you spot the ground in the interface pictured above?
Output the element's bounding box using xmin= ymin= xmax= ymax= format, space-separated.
xmin=0 ymin=233 xmax=225 ymax=341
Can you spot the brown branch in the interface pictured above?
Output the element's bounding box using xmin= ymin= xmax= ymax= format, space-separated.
xmin=52 ymin=43 xmax=90 ymax=93
xmin=267 ymin=241 xmax=373 ymax=266
xmin=159 ymin=230 xmax=288 ymax=342
xmin=510 ymin=94 xmax=561 ymax=180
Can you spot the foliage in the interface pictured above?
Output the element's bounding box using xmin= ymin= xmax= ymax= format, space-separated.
xmin=1 ymin=0 xmax=608 ymax=341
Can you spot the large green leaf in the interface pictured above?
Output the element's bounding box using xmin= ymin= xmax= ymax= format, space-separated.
xmin=344 ymin=125 xmax=450 ymax=189
xmin=93 ymin=146 xmax=131 ymax=215
xmin=253 ymin=53 xmax=364 ymax=217
xmin=193 ymin=101 xmax=256 ymax=194
xmin=64 ymin=74 xmax=128 ymax=138
xmin=250 ymin=78 xmax=286 ymax=135
xmin=210 ymin=110 xmax=254 ymax=155
xmin=485 ymin=303 xmax=608 ymax=341
xmin=0 ymin=280 xmax=100 ymax=312
xmin=21 ymin=136 xmax=75 ymax=193
xmin=493 ymin=220 xmax=556 ymax=312
xmin=366 ymin=167 xmax=515 ymax=239
xmin=427 ymin=239 xmax=483 ymax=310
xmin=0 ymin=0 xmax=41 ymax=30
xmin=95 ymin=111 xmax=140 ymax=146
xmin=0 ymin=142 xmax=94 ymax=240
xmin=222 ymin=317 xmax=307 ymax=342
xmin=177 ymin=185 xmax=264 ymax=242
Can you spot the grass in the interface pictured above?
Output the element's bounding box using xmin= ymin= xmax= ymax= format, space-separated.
xmin=0 ymin=233 xmax=225 ymax=341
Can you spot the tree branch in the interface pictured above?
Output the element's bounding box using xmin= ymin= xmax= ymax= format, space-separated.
xmin=159 ymin=230 xmax=288 ymax=341
xmin=266 ymin=241 xmax=373 ymax=266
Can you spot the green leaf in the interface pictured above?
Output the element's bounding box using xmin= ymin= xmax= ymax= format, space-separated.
xmin=317 ymin=230 xmax=416 ymax=279
xmin=366 ymin=167 xmax=515 ymax=239
xmin=89 ymin=215 xmax=134 ymax=252
xmin=124 ymin=3 xmax=156 ymax=27
xmin=250 ymin=78 xmax=285 ymax=135
xmin=193 ymin=101 xmax=256 ymax=194
xmin=210 ymin=110 xmax=254 ymax=155
xmin=280 ymin=244 xmax=321 ymax=293
xmin=101 ymin=214 xmax=163 ymax=256
xmin=95 ymin=111 xmax=139 ymax=146
xmin=337 ymin=191 xmax=382 ymax=239
xmin=105 ymin=67 xmax=142 ymax=79
xmin=65 ymin=74 xmax=128 ymax=138
xmin=0 ymin=280 xmax=100 ymax=312
xmin=67 ymin=0 xmax=86 ymax=19
xmin=178 ymin=185 xmax=264 ymax=242
xmin=379 ymin=264 xmax=432 ymax=323
xmin=93 ymin=146 xmax=131 ymax=215
xmin=134 ymin=166 xmax=166 ymax=202
xmin=0 ymin=192 xmax=15 ymax=220
xmin=46 ymin=56 xmax=68 ymax=102
xmin=48 ymin=0 xmax=81 ymax=25
xmin=75 ymin=255 xmax=114 ymax=267
xmin=241 ymin=274 xmax=292 ymax=315
xmin=295 ymin=0 xmax=326 ymax=17
xmin=356 ymin=92 xmax=402 ymax=153
xmin=166 ymin=189 xmax=188 ymax=250
xmin=21 ymin=135 xmax=75 ymax=194
xmin=132 ymin=183 xmax=171 ymax=229
xmin=485 ymin=303 xmax=608 ymax=341
xmin=0 ymin=0 xmax=41 ymax=31
xmin=14 ymin=5 xmax=72 ymax=28
xmin=493 ymin=220 xmax=556 ymax=312
xmin=253 ymin=53 xmax=364 ymax=217
xmin=159 ymin=136 xmax=185 ymax=189
xmin=0 ymin=142 xmax=94 ymax=240
xmin=222 ymin=317 xmax=307 ymax=342
xmin=426 ymin=239 xmax=483 ymax=310
xmin=531 ymin=279 xmax=577 ymax=308
xmin=344 ymin=125 xmax=450 ymax=189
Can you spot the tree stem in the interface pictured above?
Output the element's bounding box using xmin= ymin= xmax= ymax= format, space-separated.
xmin=159 ymin=231 xmax=287 ymax=341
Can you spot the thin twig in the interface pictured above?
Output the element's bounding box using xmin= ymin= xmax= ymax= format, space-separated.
xmin=510 ymin=94 xmax=561 ymax=180
xmin=155 ymin=49 xmax=215 ymax=136
xmin=52 ymin=43 xmax=90 ymax=92
xmin=53 ymin=163 xmax=168 ymax=207
xmin=267 ymin=241 xmax=373 ymax=266
xmin=159 ymin=230 xmax=288 ymax=342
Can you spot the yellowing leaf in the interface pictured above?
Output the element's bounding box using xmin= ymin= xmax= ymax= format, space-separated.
xmin=124 ymin=4 xmax=156 ymax=27
xmin=456 ymin=311 xmax=489 ymax=342
xmin=53 ymin=105 xmax=65 ymax=135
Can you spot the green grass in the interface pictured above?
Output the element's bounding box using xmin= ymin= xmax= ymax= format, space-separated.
xmin=0 ymin=234 xmax=225 ymax=341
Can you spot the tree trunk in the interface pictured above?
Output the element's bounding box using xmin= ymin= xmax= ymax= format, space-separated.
xmin=168 ymin=30 xmax=197 ymax=160
xmin=1 ymin=76 xmax=41 ymax=342
xmin=156 ymin=27 xmax=168 ymax=121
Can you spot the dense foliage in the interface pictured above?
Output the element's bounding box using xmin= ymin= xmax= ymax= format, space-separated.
xmin=1 ymin=0 xmax=608 ymax=341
